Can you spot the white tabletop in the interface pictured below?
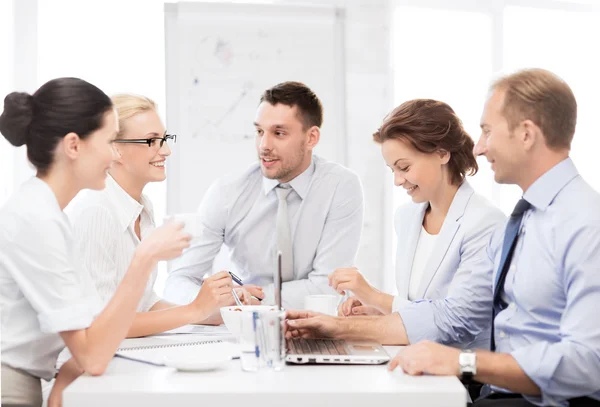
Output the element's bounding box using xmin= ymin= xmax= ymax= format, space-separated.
xmin=64 ymin=343 xmax=467 ymax=407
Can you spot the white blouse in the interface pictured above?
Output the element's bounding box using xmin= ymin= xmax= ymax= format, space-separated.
xmin=407 ymin=226 xmax=438 ymax=301
xmin=0 ymin=178 xmax=102 ymax=380
xmin=66 ymin=175 xmax=160 ymax=312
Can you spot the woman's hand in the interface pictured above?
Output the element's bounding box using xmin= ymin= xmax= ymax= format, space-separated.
xmin=338 ymin=296 xmax=384 ymax=316
xmin=48 ymin=359 xmax=84 ymax=407
xmin=136 ymin=220 xmax=191 ymax=263
xmin=329 ymin=267 xmax=376 ymax=304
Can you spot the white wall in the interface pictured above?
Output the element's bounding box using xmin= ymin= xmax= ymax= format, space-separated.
xmin=339 ymin=0 xmax=394 ymax=291
xmin=0 ymin=0 xmax=37 ymax=208
xmin=0 ymin=0 xmax=16 ymax=206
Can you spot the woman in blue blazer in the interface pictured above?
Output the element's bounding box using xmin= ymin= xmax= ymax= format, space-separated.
xmin=331 ymin=99 xmax=505 ymax=349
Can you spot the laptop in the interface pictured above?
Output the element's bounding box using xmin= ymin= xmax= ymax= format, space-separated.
xmin=273 ymin=251 xmax=390 ymax=365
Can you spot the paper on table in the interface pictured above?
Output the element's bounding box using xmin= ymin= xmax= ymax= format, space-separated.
xmin=116 ymin=336 xmax=240 ymax=366
xmin=117 ymin=334 xmax=221 ymax=350
xmin=161 ymin=324 xmax=231 ymax=335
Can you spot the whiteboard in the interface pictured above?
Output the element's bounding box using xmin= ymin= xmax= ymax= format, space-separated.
xmin=165 ymin=2 xmax=346 ymax=213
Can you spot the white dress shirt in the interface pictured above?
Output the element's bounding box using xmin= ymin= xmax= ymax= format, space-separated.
xmin=164 ymin=155 xmax=364 ymax=309
xmin=0 ymin=178 xmax=102 ymax=380
xmin=408 ymin=227 xmax=438 ymax=301
xmin=66 ymin=175 xmax=161 ymax=312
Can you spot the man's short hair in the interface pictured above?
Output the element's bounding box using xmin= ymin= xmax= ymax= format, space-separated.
xmin=260 ymin=81 xmax=323 ymax=130
xmin=491 ymin=68 xmax=577 ymax=150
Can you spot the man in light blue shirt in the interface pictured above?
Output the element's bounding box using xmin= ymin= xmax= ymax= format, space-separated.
xmin=388 ymin=69 xmax=600 ymax=406
xmin=164 ymin=82 xmax=364 ymax=310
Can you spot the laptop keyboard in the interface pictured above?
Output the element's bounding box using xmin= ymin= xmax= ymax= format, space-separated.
xmin=286 ymin=338 xmax=349 ymax=355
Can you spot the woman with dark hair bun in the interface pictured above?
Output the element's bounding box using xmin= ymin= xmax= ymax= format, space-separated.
xmin=0 ymin=78 xmax=192 ymax=407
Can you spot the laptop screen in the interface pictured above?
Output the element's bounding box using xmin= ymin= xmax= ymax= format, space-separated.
xmin=274 ymin=251 xmax=282 ymax=310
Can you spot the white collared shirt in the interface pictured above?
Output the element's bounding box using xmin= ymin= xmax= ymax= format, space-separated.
xmin=66 ymin=175 xmax=161 ymax=312
xmin=164 ymin=155 xmax=364 ymax=309
xmin=0 ymin=178 xmax=102 ymax=380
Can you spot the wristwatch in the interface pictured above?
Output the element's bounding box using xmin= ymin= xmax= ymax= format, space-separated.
xmin=459 ymin=350 xmax=477 ymax=380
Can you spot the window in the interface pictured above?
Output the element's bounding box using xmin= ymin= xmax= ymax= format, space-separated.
xmin=504 ymin=6 xmax=600 ymax=194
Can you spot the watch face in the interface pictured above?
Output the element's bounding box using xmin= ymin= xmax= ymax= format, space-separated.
xmin=459 ymin=352 xmax=477 ymax=375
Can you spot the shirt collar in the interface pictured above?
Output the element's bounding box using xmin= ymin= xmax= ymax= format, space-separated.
xmin=523 ymin=157 xmax=579 ymax=211
xmin=104 ymin=175 xmax=153 ymax=232
xmin=261 ymin=158 xmax=316 ymax=200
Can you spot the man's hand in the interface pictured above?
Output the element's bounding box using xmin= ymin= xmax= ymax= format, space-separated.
xmin=388 ymin=340 xmax=460 ymax=376
xmin=285 ymin=310 xmax=345 ymax=339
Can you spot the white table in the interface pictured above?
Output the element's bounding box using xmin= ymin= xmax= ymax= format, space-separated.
xmin=64 ymin=345 xmax=467 ymax=407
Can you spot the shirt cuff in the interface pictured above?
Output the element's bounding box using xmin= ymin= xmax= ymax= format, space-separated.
xmin=511 ymin=343 xmax=562 ymax=406
xmin=37 ymin=297 xmax=102 ymax=333
xmin=396 ymin=300 xmax=439 ymax=344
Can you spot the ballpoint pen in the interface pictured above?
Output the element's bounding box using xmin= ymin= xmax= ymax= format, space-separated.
xmin=228 ymin=271 xmax=263 ymax=302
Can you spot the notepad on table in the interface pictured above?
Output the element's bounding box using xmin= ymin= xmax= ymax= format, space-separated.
xmin=161 ymin=324 xmax=231 ymax=336
xmin=116 ymin=335 xmax=240 ymax=366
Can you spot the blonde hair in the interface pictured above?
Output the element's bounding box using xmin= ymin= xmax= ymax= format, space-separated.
xmin=491 ymin=68 xmax=577 ymax=150
xmin=111 ymin=94 xmax=157 ymax=138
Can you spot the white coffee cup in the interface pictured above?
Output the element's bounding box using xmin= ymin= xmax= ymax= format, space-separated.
xmin=304 ymin=294 xmax=342 ymax=316
xmin=165 ymin=213 xmax=202 ymax=239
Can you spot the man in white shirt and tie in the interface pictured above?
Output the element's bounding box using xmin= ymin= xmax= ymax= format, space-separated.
xmin=164 ymin=81 xmax=364 ymax=309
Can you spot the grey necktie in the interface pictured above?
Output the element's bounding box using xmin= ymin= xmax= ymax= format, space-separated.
xmin=275 ymin=184 xmax=294 ymax=282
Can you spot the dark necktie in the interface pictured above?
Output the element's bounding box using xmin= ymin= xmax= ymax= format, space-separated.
xmin=491 ymin=198 xmax=531 ymax=351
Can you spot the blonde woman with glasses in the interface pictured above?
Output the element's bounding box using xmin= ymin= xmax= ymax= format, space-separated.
xmin=67 ymin=94 xmax=252 ymax=339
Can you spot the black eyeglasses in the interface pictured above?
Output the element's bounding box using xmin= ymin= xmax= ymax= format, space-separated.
xmin=113 ymin=134 xmax=177 ymax=149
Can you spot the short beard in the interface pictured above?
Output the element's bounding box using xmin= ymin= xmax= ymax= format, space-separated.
xmin=260 ymin=141 xmax=306 ymax=181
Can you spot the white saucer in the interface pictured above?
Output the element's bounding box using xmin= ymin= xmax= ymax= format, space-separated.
xmin=164 ymin=354 xmax=232 ymax=372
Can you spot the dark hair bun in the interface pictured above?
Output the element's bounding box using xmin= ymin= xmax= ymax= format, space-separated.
xmin=0 ymin=92 xmax=34 ymax=147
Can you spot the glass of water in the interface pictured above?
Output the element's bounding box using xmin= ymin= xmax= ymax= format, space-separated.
xmin=239 ymin=309 xmax=286 ymax=372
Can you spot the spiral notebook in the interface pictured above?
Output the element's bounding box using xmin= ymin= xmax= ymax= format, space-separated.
xmin=116 ymin=335 xmax=240 ymax=366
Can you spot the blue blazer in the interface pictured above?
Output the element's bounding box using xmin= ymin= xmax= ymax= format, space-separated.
xmin=392 ymin=181 xmax=505 ymax=349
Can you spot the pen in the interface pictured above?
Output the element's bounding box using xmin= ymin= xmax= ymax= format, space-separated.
xmin=228 ymin=271 xmax=263 ymax=302
xmin=228 ymin=271 xmax=244 ymax=286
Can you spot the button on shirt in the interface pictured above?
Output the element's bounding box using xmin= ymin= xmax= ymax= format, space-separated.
xmin=164 ymin=155 xmax=364 ymax=309
xmin=490 ymin=158 xmax=600 ymax=406
xmin=0 ymin=178 xmax=102 ymax=380
xmin=66 ymin=175 xmax=161 ymax=312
